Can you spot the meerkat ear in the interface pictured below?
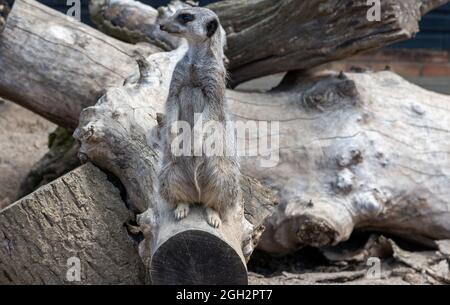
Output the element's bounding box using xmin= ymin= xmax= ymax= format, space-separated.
xmin=206 ymin=19 xmax=219 ymax=38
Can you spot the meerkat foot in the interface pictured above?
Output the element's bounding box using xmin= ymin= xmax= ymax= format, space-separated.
xmin=174 ymin=203 xmax=190 ymax=220
xmin=206 ymin=208 xmax=221 ymax=228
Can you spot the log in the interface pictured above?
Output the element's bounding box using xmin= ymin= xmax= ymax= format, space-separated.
xmin=73 ymin=36 xmax=450 ymax=257
xmin=89 ymin=0 xmax=180 ymax=50
xmin=3 ymin=0 xmax=449 ymax=126
xmin=2 ymin=0 xmax=450 ymax=257
xmin=0 ymin=0 xmax=160 ymax=129
xmin=1 ymin=2 xmax=277 ymax=283
xmin=88 ymin=0 xmax=450 ymax=86
xmin=240 ymin=70 xmax=450 ymax=253
xmin=0 ymin=163 xmax=147 ymax=284
xmin=73 ymin=45 xmax=276 ymax=284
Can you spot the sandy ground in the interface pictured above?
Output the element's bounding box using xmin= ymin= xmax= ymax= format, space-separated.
xmin=0 ymin=99 xmax=55 ymax=209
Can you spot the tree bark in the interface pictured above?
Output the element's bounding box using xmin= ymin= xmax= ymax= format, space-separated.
xmin=0 ymin=0 xmax=9 ymax=31
xmin=0 ymin=163 xmax=147 ymax=284
xmin=74 ymin=35 xmax=450 ymax=256
xmin=1 ymin=0 xmax=450 ymax=258
xmin=0 ymin=0 xmax=160 ymax=130
xmin=245 ymin=70 xmax=450 ymax=253
xmin=88 ymin=0 xmax=450 ymax=86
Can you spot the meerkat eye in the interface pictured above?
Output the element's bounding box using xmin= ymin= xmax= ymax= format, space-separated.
xmin=177 ymin=13 xmax=195 ymax=24
xmin=206 ymin=19 xmax=219 ymax=38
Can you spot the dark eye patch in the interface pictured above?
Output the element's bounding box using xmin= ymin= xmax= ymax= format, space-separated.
xmin=177 ymin=13 xmax=195 ymax=24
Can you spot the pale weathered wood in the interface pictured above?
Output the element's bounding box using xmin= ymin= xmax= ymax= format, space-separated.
xmin=0 ymin=0 xmax=9 ymax=31
xmin=0 ymin=2 xmax=277 ymax=283
xmin=2 ymin=0 xmax=450 ymax=259
xmin=75 ymin=33 xmax=450 ymax=256
xmin=89 ymin=0 xmax=179 ymax=50
xmin=234 ymin=70 xmax=450 ymax=253
xmin=88 ymin=0 xmax=450 ymax=86
xmin=0 ymin=0 xmax=160 ymax=129
xmin=0 ymin=163 xmax=146 ymax=284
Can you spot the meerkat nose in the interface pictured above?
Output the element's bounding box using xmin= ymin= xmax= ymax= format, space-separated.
xmin=159 ymin=24 xmax=166 ymax=31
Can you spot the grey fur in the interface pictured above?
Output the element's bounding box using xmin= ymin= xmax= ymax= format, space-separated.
xmin=158 ymin=8 xmax=240 ymax=228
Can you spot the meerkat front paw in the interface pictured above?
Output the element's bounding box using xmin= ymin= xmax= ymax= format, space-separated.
xmin=174 ymin=203 xmax=190 ymax=220
xmin=205 ymin=208 xmax=221 ymax=228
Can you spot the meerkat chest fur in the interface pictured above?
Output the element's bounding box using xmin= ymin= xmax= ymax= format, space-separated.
xmin=172 ymin=45 xmax=227 ymax=126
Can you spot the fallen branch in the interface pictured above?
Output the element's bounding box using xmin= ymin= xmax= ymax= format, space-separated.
xmin=1 ymin=0 xmax=450 ymax=258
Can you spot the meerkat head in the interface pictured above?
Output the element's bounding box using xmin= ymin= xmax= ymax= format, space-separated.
xmin=159 ymin=7 xmax=220 ymax=43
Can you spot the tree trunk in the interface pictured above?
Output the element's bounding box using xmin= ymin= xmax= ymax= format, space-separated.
xmin=1 ymin=0 xmax=450 ymax=261
xmin=0 ymin=163 xmax=147 ymax=284
xmin=89 ymin=0 xmax=450 ymax=86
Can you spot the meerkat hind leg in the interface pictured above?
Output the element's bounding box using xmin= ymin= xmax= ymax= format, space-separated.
xmin=174 ymin=203 xmax=190 ymax=220
xmin=205 ymin=207 xmax=221 ymax=228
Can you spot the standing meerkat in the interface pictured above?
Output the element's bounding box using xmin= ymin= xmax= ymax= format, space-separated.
xmin=158 ymin=7 xmax=240 ymax=228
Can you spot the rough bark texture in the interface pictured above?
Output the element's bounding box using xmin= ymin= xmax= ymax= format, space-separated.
xmin=245 ymin=70 xmax=450 ymax=253
xmin=1 ymin=0 xmax=450 ymax=263
xmin=89 ymin=0 xmax=450 ymax=86
xmin=89 ymin=0 xmax=180 ymax=50
xmin=3 ymin=0 xmax=449 ymax=124
xmin=0 ymin=0 xmax=160 ymax=130
xmin=0 ymin=163 xmax=146 ymax=284
xmin=74 ymin=38 xmax=450 ymax=256
xmin=0 ymin=2 xmax=277 ymax=283
xmin=0 ymin=0 xmax=9 ymax=31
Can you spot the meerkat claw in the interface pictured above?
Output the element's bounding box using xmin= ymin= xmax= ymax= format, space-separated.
xmin=174 ymin=203 xmax=189 ymax=220
xmin=206 ymin=208 xmax=221 ymax=228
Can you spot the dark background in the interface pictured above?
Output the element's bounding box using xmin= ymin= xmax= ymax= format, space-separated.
xmin=4 ymin=0 xmax=450 ymax=50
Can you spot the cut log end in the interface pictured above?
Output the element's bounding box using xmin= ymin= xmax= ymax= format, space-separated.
xmin=150 ymin=230 xmax=248 ymax=285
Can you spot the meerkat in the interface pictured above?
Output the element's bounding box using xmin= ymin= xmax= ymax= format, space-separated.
xmin=158 ymin=7 xmax=240 ymax=228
